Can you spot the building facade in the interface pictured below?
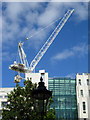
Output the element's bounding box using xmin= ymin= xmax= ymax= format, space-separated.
xmin=48 ymin=77 xmax=78 ymax=120
xmin=25 ymin=70 xmax=48 ymax=89
xmin=0 ymin=88 xmax=13 ymax=119
xmin=2 ymin=73 xmax=90 ymax=120
xmin=76 ymin=73 xmax=90 ymax=120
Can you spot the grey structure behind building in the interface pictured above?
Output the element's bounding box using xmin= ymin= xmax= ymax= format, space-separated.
xmin=48 ymin=77 xmax=78 ymax=120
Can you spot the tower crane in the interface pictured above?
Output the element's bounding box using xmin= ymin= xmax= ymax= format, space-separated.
xmin=9 ymin=9 xmax=74 ymax=83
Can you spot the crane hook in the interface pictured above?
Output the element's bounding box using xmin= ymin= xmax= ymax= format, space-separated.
xmin=26 ymin=38 xmax=29 ymax=40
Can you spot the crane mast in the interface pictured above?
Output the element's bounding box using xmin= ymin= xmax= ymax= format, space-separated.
xmin=30 ymin=9 xmax=74 ymax=72
xmin=18 ymin=42 xmax=29 ymax=69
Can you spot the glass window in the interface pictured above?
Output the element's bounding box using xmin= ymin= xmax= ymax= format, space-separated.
xmin=89 ymin=90 xmax=90 ymax=97
xmin=81 ymin=90 xmax=83 ymax=97
xmin=87 ymin=79 xmax=89 ymax=85
xmin=5 ymin=96 xmax=8 ymax=98
xmin=2 ymin=102 xmax=7 ymax=107
xmin=83 ymin=102 xmax=86 ymax=111
xmin=55 ymin=80 xmax=59 ymax=83
xmin=79 ymin=79 xmax=81 ymax=85
xmin=48 ymin=79 xmax=53 ymax=83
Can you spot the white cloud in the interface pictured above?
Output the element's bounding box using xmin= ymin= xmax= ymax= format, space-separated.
xmin=2 ymin=3 xmax=46 ymax=47
xmin=51 ymin=43 xmax=88 ymax=61
xmin=52 ymin=50 xmax=74 ymax=60
xmin=1 ymin=2 xmax=88 ymax=63
xmin=38 ymin=3 xmax=63 ymax=26
xmin=65 ymin=73 xmax=76 ymax=79
xmin=2 ymin=51 xmax=16 ymax=61
xmin=2 ymin=2 xmax=88 ymax=47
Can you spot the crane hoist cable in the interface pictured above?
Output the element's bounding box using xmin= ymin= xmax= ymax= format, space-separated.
xmin=26 ymin=17 xmax=61 ymax=40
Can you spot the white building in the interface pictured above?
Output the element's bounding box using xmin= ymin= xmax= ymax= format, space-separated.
xmin=25 ymin=70 xmax=48 ymax=89
xmin=0 ymin=88 xmax=13 ymax=119
xmin=76 ymin=73 xmax=90 ymax=120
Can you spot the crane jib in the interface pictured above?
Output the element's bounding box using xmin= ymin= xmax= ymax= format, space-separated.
xmin=30 ymin=9 xmax=74 ymax=72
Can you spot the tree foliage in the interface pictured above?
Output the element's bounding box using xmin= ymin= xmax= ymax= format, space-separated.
xmin=2 ymin=79 xmax=56 ymax=120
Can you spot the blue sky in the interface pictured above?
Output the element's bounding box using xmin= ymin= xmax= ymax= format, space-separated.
xmin=1 ymin=2 xmax=88 ymax=87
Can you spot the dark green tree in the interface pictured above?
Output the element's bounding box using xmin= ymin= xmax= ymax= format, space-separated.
xmin=2 ymin=79 xmax=56 ymax=120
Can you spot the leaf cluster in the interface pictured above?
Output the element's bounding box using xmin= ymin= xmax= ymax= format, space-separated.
xmin=2 ymin=79 xmax=55 ymax=120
